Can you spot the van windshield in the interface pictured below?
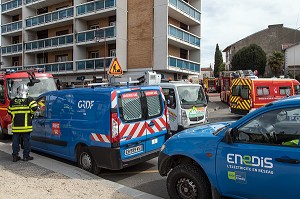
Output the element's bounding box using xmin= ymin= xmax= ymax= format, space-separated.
xmin=7 ymin=77 xmax=57 ymax=99
xmin=178 ymin=86 xmax=206 ymax=106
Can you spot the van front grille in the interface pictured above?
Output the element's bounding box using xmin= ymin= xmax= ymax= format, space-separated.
xmin=189 ymin=116 xmax=204 ymax=122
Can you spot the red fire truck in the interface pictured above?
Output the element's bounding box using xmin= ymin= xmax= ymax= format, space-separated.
xmin=203 ymin=77 xmax=219 ymax=93
xmin=0 ymin=69 xmax=57 ymax=139
xmin=219 ymin=71 xmax=234 ymax=104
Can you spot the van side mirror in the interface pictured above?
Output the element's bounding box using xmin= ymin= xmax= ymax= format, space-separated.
xmin=225 ymin=128 xmax=239 ymax=144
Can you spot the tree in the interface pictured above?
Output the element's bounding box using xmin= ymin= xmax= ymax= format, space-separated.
xmin=268 ymin=51 xmax=284 ymax=77
xmin=214 ymin=44 xmax=223 ymax=77
xmin=231 ymin=44 xmax=267 ymax=76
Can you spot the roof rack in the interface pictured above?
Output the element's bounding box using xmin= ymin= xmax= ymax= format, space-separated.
xmin=88 ymin=80 xmax=140 ymax=88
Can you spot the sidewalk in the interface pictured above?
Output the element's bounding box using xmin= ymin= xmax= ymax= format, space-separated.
xmin=0 ymin=142 xmax=162 ymax=199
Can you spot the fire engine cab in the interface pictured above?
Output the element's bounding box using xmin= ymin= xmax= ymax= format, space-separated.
xmin=0 ymin=69 xmax=57 ymax=139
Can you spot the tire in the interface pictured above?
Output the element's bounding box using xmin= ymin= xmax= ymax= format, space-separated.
xmin=167 ymin=164 xmax=211 ymax=199
xmin=77 ymin=147 xmax=101 ymax=175
xmin=0 ymin=125 xmax=7 ymax=140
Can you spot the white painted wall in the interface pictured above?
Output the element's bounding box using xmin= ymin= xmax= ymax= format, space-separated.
xmin=285 ymin=44 xmax=300 ymax=67
xmin=153 ymin=0 xmax=168 ymax=71
xmin=116 ymin=0 xmax=127 ymax=71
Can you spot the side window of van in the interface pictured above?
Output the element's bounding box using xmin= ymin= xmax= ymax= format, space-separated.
xmin=0 ymin=80 xmax=5 ymax=102
xmin=163 ymin=88 xmax=176 ymax=109
xmin=119 ymin=92 xmax=143 ymax=123
xmin=144 ymin=90 xmax=163 ymax=119
xmin=257 ymin=86 xmax=270 ymax=96
xmin=279 ymin=86 xmax=291 ymax=95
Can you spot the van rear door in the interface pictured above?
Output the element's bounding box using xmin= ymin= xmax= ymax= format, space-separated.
xmin=117 ymin=90 xmax=147 ymax=160
xmin=143 ymin=89 xmax=167 ymax=153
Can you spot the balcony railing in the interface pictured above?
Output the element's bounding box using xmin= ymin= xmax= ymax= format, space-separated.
xmin=168 ymin=25 xmax=200 ymax=47
xmin=169 ymin=0 xmax=201 ymax=22
xmin=26 ymin=7 xmax=74 ymax=27
xmin=25 ymin=0 xmax=41 ymax=4
xmin=76 ymin=57 xmax=113 ymax=70
xmin=77 ymin=26 xmax=116 ymax=43
xmin=25 ymin=61 xmax=73 ymax=73
xmin=2 ymin=0 xmax=22 ymax=12
xmin=168 ymin=56 xmax=200 ymax=72
xmin=77 ymin=0 xmax=116 ymax=16
xmin=2 ymin=43 xmax=22 ymax=55
xmin=25 ymin=34 xmax=73 ymax=51
xmin=1 ymin=20 xmax=22 ymax=34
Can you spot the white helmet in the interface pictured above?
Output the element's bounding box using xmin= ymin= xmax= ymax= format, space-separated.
xmin=17 ymin=84 xmax=29 ymax=98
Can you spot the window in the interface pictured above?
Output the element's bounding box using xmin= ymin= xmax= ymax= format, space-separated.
xmin=0 ymin=80 xmax=5 ymax=101
xmin=163 ymin=88 xmax=176 ymax=109
xmin=118 ymin=92 xmax=143 ymax=123
xmin=56 ymin=30 xmax=68 ymax=36
xmin=232 ymin=85 xmax=249 ymax=99
xmin=145 ymin=90 xmax=162 ymax=119
xmin=279 ymin=86 xmax=291 ymax=96
xmin=56 ymin=54 xmax=68 ymax=62
xmin=110 ymin=49 xmax=116 ymax=57
xmin=295 ymin=85 xmax=300 ymax=94
xmin=89 ymin=25 xmax=99 ymax=30
xmin=236 ymin=107 xmax=300 ymax=147
xmin=12 ymin=15 xmax=19 ymax=22
xmin=12 ymin=36 xmax=19 ymax=44
xmin=256 ymin=86 xmax=270 ymax=96
xmin=12 ymin=57 xmax=19 ymax=66
xmin=37 ymin=53 xmax=48 ymax=64
xmin=89 ymin=51 xmax=99 ymax=58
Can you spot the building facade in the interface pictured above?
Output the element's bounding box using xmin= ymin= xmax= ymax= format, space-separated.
xmin=283 ymin=43 xmax=300 ymax=80
xmin=223 ymin=24 xmax=300 ymax=76
xmin=1 ymin=0 xmax=201 ymax=84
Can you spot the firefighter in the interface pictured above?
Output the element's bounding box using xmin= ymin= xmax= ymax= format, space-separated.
xmin=8 ymin=84 xmax=38 ymax=162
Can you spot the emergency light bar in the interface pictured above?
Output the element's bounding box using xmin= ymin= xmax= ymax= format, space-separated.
xmin=88 ymin=80 xmax=140 ymax=88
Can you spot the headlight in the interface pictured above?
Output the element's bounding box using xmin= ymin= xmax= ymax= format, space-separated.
xmin=160 ymin=144 xmax=166 ymax=151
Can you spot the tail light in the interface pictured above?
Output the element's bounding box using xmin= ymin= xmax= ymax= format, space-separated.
xmin=110 ymin=112 xmax=120 ymax=144
xmin=164 ymin=103 xmax=170 ymax=129
xmin=250 ymin=98 xmax=253 ymax=108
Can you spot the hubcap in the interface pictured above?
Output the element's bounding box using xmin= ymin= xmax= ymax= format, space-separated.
xmin=80 ymin=152 xmax=92 ymax=170
xmin=176 ymin=177 xmax=197 ymax=199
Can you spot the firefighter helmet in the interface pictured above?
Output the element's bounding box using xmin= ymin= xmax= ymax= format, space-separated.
xmin=17 ymin=84 xmax=29 ymax=98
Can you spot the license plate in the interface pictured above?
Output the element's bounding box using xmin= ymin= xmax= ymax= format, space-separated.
xmin=125 ymin=145 xmax=143 ymax=155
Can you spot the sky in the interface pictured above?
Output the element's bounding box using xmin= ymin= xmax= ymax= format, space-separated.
xmin=201 ymin=0 xmax=300 ymax=69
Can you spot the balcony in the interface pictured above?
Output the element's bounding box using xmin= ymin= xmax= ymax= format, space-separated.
xmin=25 ymin=61 xmax=73 ymax=74
xmin=26 ymin=7 xmax=74 ymax=30
xmin=168 ymin=56 xmax=200 ymax=73
xmin=76 ymin=57 xmax=113 ymax=71
xmin=1 ymin=0 xmax=22 ymax=15
xmin=25 ymin=34 xmax=74 ymax=53
xmin=168 ymin=0 xmax=201 ymax=26
xmin=1 ymin=20 xmax=22 ymax=36
xmin=76 ymin=0 xmax=116 ymax=20
xmin=1 ymin=43 xmax=22 ymax=56
xmin=168 ymin=25 xmax=200 ymax=50
xmin=77 ymin=26 xmax=116 ymax=46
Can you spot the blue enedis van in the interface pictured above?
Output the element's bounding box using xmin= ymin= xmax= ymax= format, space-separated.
xmin=31 ymin=85 xmax=170 ymax=174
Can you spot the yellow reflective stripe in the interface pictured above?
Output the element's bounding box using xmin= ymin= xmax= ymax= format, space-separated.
xmin=9 ymin=110 xmax=31 ymax=114
xmin=9 ymin=106 xmax=30 ymax=110
xmin=29 ymin=101 xmax=37 ymax=106
xmin=12 ymin=126 xmax=32 ymax=130
xmin=12 ymin=129 xmax=32 ymax=133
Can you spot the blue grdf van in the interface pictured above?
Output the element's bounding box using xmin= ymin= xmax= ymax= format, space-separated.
xmin=31 ymin=84 xmax=170 ymax=174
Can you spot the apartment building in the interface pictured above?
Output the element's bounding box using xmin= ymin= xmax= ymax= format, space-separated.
xmin=1 ymin=0 xmax=201 ymax=83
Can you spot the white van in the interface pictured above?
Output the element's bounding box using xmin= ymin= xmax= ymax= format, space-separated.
xmin=159 ymin=81 xmax=208 ymax=133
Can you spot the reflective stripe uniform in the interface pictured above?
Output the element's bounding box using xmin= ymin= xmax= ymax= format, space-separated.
xmin=8 ymin=97 xmax=38 ymax=133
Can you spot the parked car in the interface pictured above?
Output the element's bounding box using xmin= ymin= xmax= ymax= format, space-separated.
xmin=159 ymin=95 xmax=300 ymax=199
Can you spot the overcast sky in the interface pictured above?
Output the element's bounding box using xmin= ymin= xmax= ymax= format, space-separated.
xmin=201 ymin=0 xmax=300 ymax=68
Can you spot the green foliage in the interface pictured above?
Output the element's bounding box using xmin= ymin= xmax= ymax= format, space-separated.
xmin=214 ymin=44 xmax=223 ymax=77
xmin=231 ymin=44 xmax=267 ymax=76
xmin=268 ymin=51 xmax=284 ymax=77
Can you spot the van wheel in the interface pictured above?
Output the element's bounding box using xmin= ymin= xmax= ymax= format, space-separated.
xmin=0 ymin=125 xmax=7 ymax=140
xmin=167 ymin=164 xmax=211 ymax=199
xmin=77 ymin=147 xmax=101 ymax=175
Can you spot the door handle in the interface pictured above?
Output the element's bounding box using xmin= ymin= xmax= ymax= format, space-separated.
xmin=275 ymin=158 xmax=299 ymax=164
xmin=148 ymin=121 xmax=155 ymax=127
